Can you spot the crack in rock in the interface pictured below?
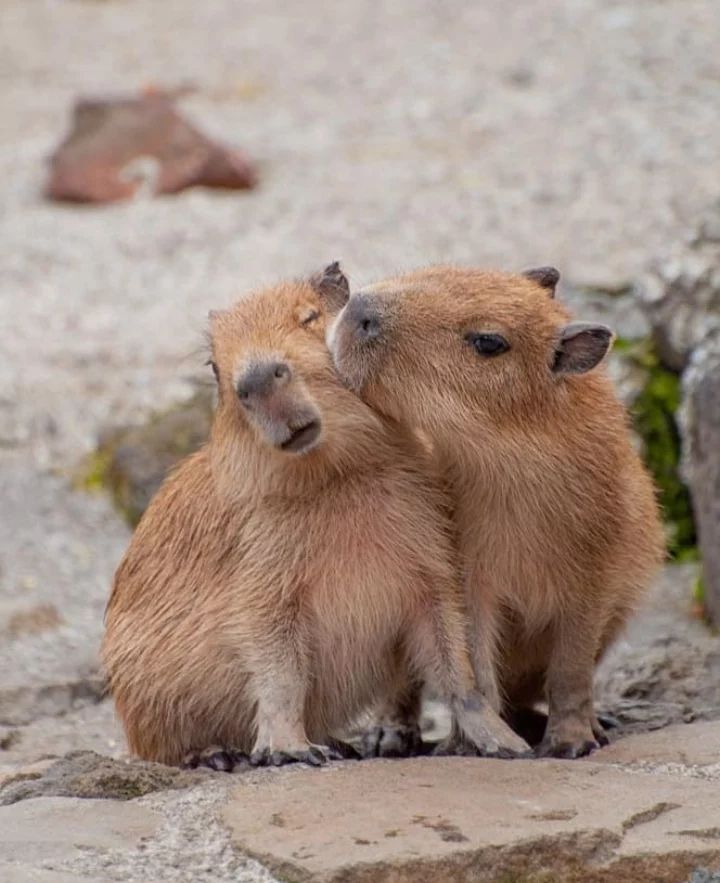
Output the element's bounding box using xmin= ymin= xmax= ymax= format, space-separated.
xmin=622 ymin=801 xmax=681 ymax=831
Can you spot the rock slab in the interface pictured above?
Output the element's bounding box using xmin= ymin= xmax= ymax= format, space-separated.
xmin=223 ymin=750 xmax=720 ymax=883
xmin=0 ymin=795 xmax=160 ymax=866
xmin=1 ymin=721 xmax=720 ymax=882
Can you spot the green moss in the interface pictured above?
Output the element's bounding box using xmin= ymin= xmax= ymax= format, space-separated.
xmin=694 ymin=575 xmax=705 ymax=605
xmin=75 ymin=447 xmax=113 ymax=494
xmin=627 ymin=341 xmax=697 ymax=559
xmin=93 ymin=774 xmax=149 ymax=800
xmin=74 ymin=389 xmax=214 ymax=527
xmin=611 ymin=335 xmax=636 ymax=353
xmin=73 ymin=444 xmax=138 ymax=524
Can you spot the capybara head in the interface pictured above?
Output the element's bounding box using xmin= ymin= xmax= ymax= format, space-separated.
xmin=209 ymin=263 xmax=384 ymax=459
xmin=328 ymin=266 xmax=614 ymax=435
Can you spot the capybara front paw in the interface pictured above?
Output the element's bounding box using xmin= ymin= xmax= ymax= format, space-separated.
xmin=432 ymin=734 xmax=530 ymax=760
xmin=182 ymin=746 xmax=249 ymax=772
xmin=326 ymin=737 xmax=362 ymax=760
xmin=535 ymin=736 xmax=600 ymax=759
xmin=454 ymin=698 xmax=533 ymax=759
xmin=596 ymin=710 xmax=620 ymax=731
xmin=359 ymin=724 xmax=425 ymax=759
xmin=431 ymin=736 xmax=480 ymax=758
xmin=591 ymin=717 xmax=610 ymax=746
xmin=249 ymin=743 xmax=345 ymax=767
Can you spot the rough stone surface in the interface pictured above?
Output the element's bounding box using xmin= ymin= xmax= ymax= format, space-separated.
xmin=635 ymin=197 xmax=720 ymax=624
xmin=0 ymin=795 xmax=161 ymax=871
xmin=0 ymin=750 xmax=208 ymax=806
xmin=2 ymin=725 xmax=720 ymax=883
xmin=590 ymin=719 xmax=720 ymax=769
xmin=222 ymin=750 xmax=720 ymax=883
xmin=0 ymin=456 xmax=128 ymax=726
xmin=0 ymin=699 xmax=123 ymax=771
xmin=681 ymin=340 xmax=720 ymax=625
xmin=47 ymin=93 xmax=257 ymax=203
xmin=638 ymin=201 xmax=720 ymax=372
xmin=0 ymin=759 xmax=54 ymax=793
xmin=0 ymin=781 xmax=279 ymax=883
xmin=596 ymin=565 xmax=720 ymax=729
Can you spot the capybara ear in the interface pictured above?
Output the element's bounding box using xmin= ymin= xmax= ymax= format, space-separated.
xmin=310 ymin=261 xmax=350 ymax=312
xmin=206 ymin=358 xmax=220 ymax=383
xmin=522 ymin=266 xmax=560 ymax=297
xmin=552 ymin=322 xmax=614 ymax=374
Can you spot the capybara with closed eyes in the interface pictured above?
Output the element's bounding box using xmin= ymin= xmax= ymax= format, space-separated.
xmin=102 ymin=263 xmax=528 ymax=769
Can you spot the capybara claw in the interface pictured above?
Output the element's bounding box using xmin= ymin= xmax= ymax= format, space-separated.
xmin=535 ymin=738 xmax=600 ymax=759
xmin=249 ymin=743 xmax=345 ymax=767
xmin=182 ymin=747 xmax=248 ymax=772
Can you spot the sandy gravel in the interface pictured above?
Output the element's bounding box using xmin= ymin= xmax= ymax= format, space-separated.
xmin=1 ymin=0 xmax=720 ymax=464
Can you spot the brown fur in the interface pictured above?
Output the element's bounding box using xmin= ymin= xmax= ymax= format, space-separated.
xmin=102 ymin=268 xmax=527 ymax=766
xmin=329 ymin=266 xmax=665 ymax=757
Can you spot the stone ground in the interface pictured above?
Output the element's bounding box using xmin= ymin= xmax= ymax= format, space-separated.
xmin=1 ymin=0 xmax=720 ymax=880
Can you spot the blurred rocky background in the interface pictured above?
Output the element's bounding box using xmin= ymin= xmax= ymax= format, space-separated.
xmin=1 ymin=1 xmax=719 ymax=881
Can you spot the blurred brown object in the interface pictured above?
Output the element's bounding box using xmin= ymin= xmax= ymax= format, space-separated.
xmin=46 ymin=93 xmax=257 ymax=203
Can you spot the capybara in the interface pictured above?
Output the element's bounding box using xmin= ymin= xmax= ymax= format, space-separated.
xmin=103 ymin=263 xmax=528 ymax=768
xmin=328 ymin=265 xmax=664 ymax=758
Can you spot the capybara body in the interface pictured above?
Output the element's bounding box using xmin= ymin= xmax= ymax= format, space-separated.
xmin=103 ymin=265 xmax=524 ymax=766
xmin=329 ymin=265 xmax=665 ymax=757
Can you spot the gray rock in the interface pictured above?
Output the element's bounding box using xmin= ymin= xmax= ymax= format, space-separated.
xmin=597 ymin=565 xmax=720 ymax=726
xmin=0 ymin=676 xmax=106 ymax=728
xmin=0 ymin=458 xmax=129 ymax=726
xmin=635 ymin=201 xmax=720 ymax=623
xmin=561 ymin=285 xmax=650 ymax=343
xmin=222 ymin=742 xmax=720 ymax=882
xmin=0 ymin=699 xmax=123 ymax=771
xmin=0 ymin=795 xmax=161 ymax=868
xmin=681 ymin=338 xmax=720 ymax=624
xmin=638 ymin=202 xmax=720 ymax=372
xmin=0 ymin=771 xmax=278 ymax=883
xmin=688 ymin=871 xmax=720 ymax=883
xmin=0 ymin=750 xmax=207 ymax=806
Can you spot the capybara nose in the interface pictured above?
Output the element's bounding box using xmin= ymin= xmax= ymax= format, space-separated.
xmin=237 ymin=361 xmax=291 ymax=403
xmin=344 ymin=295 xmax=383 ymax=341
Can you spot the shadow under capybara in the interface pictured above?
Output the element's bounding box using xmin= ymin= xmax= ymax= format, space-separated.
xmin=328 ymin=264 xmax=665 ymax=758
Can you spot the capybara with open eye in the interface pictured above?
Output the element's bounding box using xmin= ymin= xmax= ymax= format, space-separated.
xmin=328 ymin=265 xmax=665 ymax=758
xmin=102 ymin=263 xmax=528 ymax=769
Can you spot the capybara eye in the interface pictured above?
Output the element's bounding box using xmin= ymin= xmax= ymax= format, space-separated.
xmin=466 ymin=332 xmax=510 ymax=357
xmin=300 ymin=309 xmax=320 ymax=327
